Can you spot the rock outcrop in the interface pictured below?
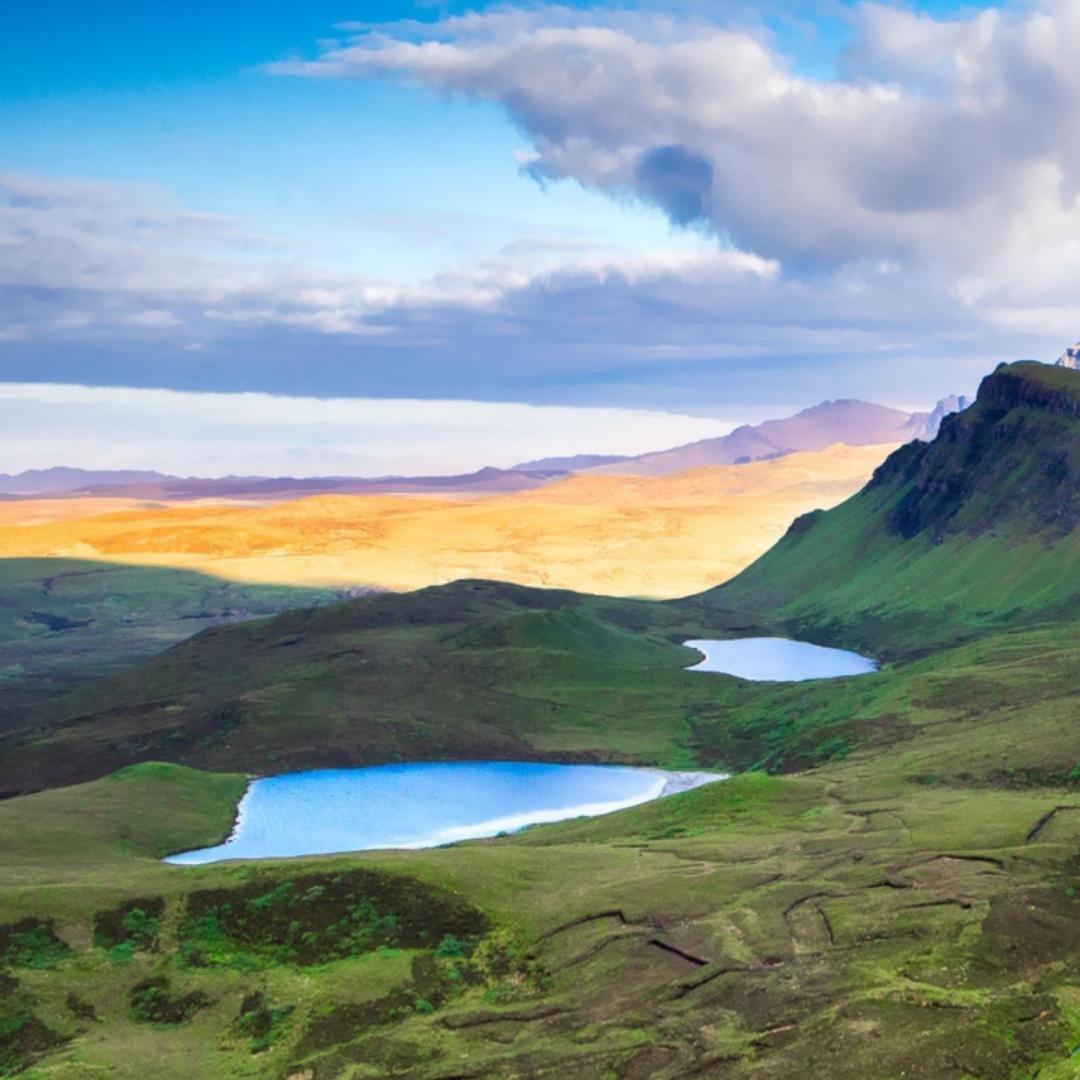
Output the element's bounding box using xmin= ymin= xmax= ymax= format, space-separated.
xmin=1056 ymin=342 xmax=1080 ymax=370
xmin=916 ymin=394 xmax=971 ymax=440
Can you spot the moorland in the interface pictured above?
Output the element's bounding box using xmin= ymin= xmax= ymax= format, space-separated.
xmin=1 ymin=361 xmax=1078 ymax=1079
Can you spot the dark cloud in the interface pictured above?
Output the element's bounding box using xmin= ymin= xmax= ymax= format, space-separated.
xmin=635 ymin=146 xmax=713 ymax=227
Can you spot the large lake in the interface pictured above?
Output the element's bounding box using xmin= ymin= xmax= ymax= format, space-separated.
xmin=684 ymin=637 xmax=876 ymax=681
xmin=167 ymin=761 xmax=722 ymax=865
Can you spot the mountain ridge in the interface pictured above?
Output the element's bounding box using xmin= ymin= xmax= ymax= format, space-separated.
xmin=582 ymin=397 xmax=950 ymax=476
xmin=1 ymin=394 xmax=965 ymax=495
xmin=0 ymin=465 xmax=570 ymax=500
xmin=710 ymin=360 xmax=1080 ymax=652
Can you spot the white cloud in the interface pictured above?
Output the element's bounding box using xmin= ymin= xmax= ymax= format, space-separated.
xmin=0 ymin=382 xmax=735 ymax=475
xmin=0 ymin=171 xmax=768 ymax=344
xmin=270 ymin=0 xmax=1080 ymax=307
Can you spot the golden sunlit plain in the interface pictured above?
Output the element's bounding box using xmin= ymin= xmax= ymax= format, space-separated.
xmin=0 ymin=442 xmax=893 ymax=598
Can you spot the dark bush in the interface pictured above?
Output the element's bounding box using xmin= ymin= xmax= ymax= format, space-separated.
xmin=129 ymin=976 xmax=211 ymax=1024
xmin=180 ymin=868 xmax=489 ymax=967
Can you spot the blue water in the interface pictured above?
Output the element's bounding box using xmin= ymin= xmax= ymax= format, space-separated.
xmin=684 ymin=637 xmax=876 ymax=681
xmin=166 ymin=761 xmax=721 ymax=865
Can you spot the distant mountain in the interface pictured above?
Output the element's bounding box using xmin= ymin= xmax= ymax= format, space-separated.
xmin=0 ymin=467 xmax=177 ymax=494
xmin=512 ymin=453 xmax=632 ymax=473
xmin=585 ymin=400 xmax=931 ymax=477
xmin=69 ymin=465 xmax=568 ymax=500
xmin=5 ymin=394 xmax=971 ymax=498
xmin=919 ymin=393 xmax=971 ymax=439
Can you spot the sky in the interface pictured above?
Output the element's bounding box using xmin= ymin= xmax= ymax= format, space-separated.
xmin=1 ymin=0 xmax=1076 ymax=473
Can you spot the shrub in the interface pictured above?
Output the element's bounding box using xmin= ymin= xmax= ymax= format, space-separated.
xmin=93 ymin=897 xmax=164 ymax=954
xmin=234 ymin=991 xmax=293 ymax=1053
xmin=0 ymin=920 xmax=71 ymax=970
xmin=129 ymin=976 xmax=211 ymax=1024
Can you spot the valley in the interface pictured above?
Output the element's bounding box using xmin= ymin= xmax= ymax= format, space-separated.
xmin=11 ymin=2 xmax=1080 ymax=1075
xmin=1 ymin=362 xmax=1079 ymax=1078
xmin=0 ymin=443 xmax=891 ymax=598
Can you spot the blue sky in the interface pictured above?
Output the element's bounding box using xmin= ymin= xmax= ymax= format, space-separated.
xmin=0 ymin=0 xmax=1074 ymax=471
xmin=1 ymin=2 xmax=698 ymax=279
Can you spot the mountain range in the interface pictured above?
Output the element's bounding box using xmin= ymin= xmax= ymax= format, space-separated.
xmin=0 ymin=465 xmax=567 ymax=500
xmin=580 ymin=398 xmax=945 ymax=476
xmin=0 ymin=466 xmax=177 ymax=495
xmin=1 ymin=394 xmax=966 ymax=497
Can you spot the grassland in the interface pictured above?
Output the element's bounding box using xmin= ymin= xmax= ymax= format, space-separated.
xmin=0 ymin=443 xmax=890 ymax=599
xmin=1 ymin=362 xmax=1079 ymax=1077
xmin=3 ymin=620 xmax=1080 ymax=1078
xmin=0 ymin=580 xmax=775 ymax=792
xmin=0 ymin=558 xmax=337 ymax=740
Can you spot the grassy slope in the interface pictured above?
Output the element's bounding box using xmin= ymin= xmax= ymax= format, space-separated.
xmin=3 ymin=627 xmax=1080 ymax=1080
xmin=2 ymin=362 xmax=1080 ymax=1076
xmin=712 ymin=362 xmax=1080 ymax=656
xmin=0 ymin=558 xmax=336 ymax=729
xmin=0 ymin=581 xmax=777 ymax=793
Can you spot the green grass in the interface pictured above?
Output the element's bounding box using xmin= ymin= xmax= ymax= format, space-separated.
xmin=2 ymin=361 xmax=1080 ymax=1076
xmin=0 ymin=579 xmax=777 ymax=792
xmin=2 ymin=601 xmax=1080 ymax=1078
xmin=4 ymin=698 xmax=1080 ymax=1078
xmin=0 ymin=557 xmax=336 ymax=748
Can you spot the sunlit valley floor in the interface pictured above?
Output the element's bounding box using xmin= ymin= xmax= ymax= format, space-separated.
xmin=0 ymin=442 xmax=891 ymax=598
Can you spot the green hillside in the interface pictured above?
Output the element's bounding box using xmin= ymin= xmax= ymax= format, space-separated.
xmin=0 ymin=558 xmax=336 ymax=721
xmin=0 ymin=580 xmax=772 ymax=793
xmin=1 ymin=362 xmax=1080 ymax=1077
xmin=711 ymin=362 xmax=1080 ymax=655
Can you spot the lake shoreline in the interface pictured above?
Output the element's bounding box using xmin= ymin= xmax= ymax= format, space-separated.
xmin=684 ymin=636 xmax=877 ymax=681
xmin=165 ymin=761 xmax=727 ymax=866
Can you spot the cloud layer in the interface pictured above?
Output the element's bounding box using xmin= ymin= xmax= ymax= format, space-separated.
xmin=5 ymin=3 xmax=1080 ymax=418
xmin=0 ymin=166 xmax=1042 ymax=413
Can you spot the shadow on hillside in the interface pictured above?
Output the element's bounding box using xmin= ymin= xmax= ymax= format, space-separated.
xmin=0 ymin=557 xmax=344 ymax=727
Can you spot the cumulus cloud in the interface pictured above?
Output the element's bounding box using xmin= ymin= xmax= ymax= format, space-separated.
xmin=270 ymin=0 xmax=1080 ymax=296
xmin=0 ymin=172 xmax=389 ymax=340
xmin=0 ymin=171 xmax=771 ymax=346
xmin=0 ymin=381 xmax=733 ymax=475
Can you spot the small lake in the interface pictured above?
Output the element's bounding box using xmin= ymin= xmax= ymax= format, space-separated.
xmin=167 ymin=761 xmax=723 ymax=865
xmin=684 ymin=637 xmax=876 ymax=681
